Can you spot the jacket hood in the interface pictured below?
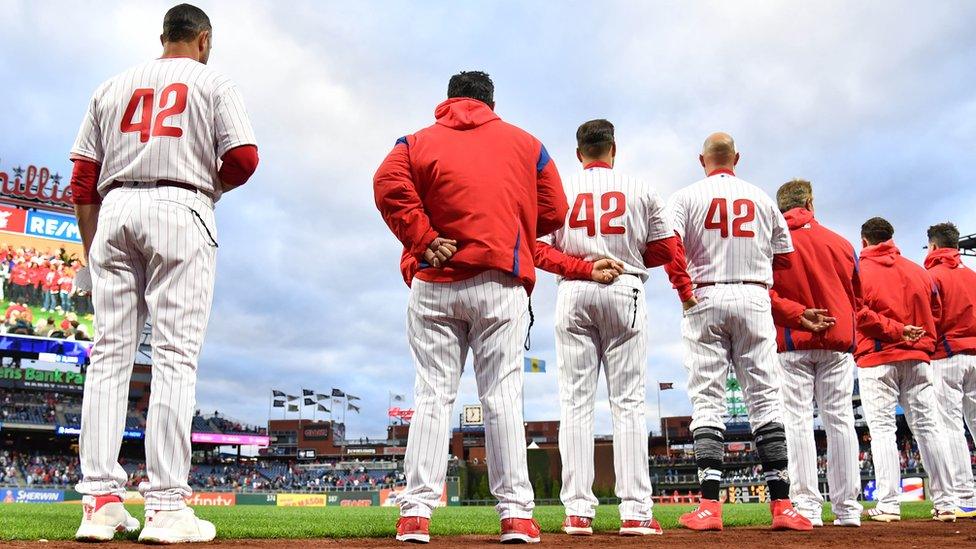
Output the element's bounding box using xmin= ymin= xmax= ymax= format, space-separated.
xmin=783 ymin=207 xmax=815 ymax=230
xmin=434 ymin=98 xmax=499 ymax=130
xmin=925 ymin=247 xmax=962 ymax=270
xmin=860 ymin=239 xmax=900 ymax=267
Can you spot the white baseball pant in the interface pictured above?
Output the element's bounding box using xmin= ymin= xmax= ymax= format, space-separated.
xmin=682 ymin=284 xmax=783 ymax=432
xmin=779 ymin=350 xmax=862 ymax=520
xmin=76 ymin=184 xmax=217 ymax=511
xmin=931 ymin=354 xmax=976 ymax=507
xmin=399 ymin=270 xmax=535 ymax=519
xmin=555 ymin=275 xmax=653 ymax=521
xmin=858 ymin=360 xmax=958 ymax=512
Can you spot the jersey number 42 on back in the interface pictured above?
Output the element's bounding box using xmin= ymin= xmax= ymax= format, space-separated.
xmin=569 ymin=192 xmax=627 ymax=237
xmin=703 ymin=197 xmax=755 ymax=238
xmin=120 ymin=84 xmax=188 ymax=142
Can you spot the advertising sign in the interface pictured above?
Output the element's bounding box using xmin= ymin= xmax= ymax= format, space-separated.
xmin=190 ymin=432 xmax=270 ymax=447
xmin=0 ymin=164 xmax=75 ymax=213
xmin=25 ymin=209 xmax=81 ymax=243
xmin=57 ymin=425 xmax=144 ymax=439
xmin=186 ymin=492 xmax=236 ymax=506
xmin=327 ymin=492 xmax=378 ymax=507
xmin=236 ymin=493 xmax=277 ymax=506
xmin=277 ymin=493 xmax=328 ymax=507
xmin=302 ymin=425 xmax=330 ymax=440
xmin=0 ymin=204 xmax=27 ymax=232
xmin=1 ymin=488 xmax=64 ymax=503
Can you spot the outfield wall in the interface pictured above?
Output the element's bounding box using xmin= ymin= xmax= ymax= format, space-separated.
xmin=0 ymin=480 xmax=462 ymax=508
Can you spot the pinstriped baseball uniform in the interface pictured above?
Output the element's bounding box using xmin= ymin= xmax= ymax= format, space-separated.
xmin=667 ymin=171 xmax=793 ymax=432
xmin=779 ymin=350 xmax=862 ymax=520
xmin=401 ymin=270 xmax=534 ymax=519
xmin=71 ymin=57 xmax=256 ymax=511
xmin=931 ymin=354 xmax=976 ymax=507
xmin=541 ymin=165 xmax=672 ymax=520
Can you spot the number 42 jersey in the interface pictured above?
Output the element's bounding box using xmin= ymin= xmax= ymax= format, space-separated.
xmin=666 ymin=171 xmax=793 ymax=287
xmin=71 ymin=57 xmax=256 ymax=201
xmin=541 ymin=164 xmax=674 ymax=282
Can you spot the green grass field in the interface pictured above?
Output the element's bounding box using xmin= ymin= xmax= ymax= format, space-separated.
xmin=0 ymin=502 xmax=935 ymax=541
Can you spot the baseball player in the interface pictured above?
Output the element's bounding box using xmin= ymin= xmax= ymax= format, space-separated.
xmin=664 ymin=133 xmax=812 ymax=531
xmin=374 ymin=71 xmax=567 ymax=544
xmin=854 ymin=217 xmax=958 ymax=522
xmin=924 ymin=222 xmax=976 ymax=518
xmin=534 ymin=119 xmax=679 ymax=537
xmin=768 ymin=179 xmax=864 ymax=527
xmin=69 ymin=4 xmax=258 ymax=543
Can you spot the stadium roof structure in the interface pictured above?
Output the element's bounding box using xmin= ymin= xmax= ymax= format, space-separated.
xmin=959 ymin=233 xmax=976 ymax=256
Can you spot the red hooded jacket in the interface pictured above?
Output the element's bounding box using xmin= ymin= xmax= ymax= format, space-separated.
xmin=925 ymin=248 xmax=976 ymax=359
xmin=855 ymin=240 xmax=940 ymax=367
xmin=374 ymin=98 xmax=567 ymax=293
xmin=770 ymin=209 xmax=859 ymax=353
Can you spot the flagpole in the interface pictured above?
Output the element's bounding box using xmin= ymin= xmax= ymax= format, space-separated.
xmin=388 ymin=391 xmax=392 ymax=429
xmin=267 ymin=391 xmax=272 ymax=427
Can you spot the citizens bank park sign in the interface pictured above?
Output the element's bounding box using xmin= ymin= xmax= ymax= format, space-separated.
xmin=0 ymin=162 xmax=81 ymax=244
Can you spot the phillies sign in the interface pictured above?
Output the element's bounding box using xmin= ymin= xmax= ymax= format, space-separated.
xmin=0 ymin=163 xmax=74 ymax=213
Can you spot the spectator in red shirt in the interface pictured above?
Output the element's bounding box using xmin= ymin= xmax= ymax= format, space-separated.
xmin=854 ymin=217 xmax=958 ymax=521
xmin=924 ymin=222 xmax=976 ymax=515
xmin=374 ymin=71 xmax=565 ymax=544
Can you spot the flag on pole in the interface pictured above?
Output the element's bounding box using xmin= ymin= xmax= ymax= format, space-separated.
xmin=287 ymin=404 xmax=299 ymax=412
xmin=304 ymin=397 xmax=315 ymax=406
xmin=659 ymin=382 xmax=674 ymax=390
xmin=302 ymin=389 xmax=314 ymax=397
xmin=317 ymin=404 xmax=330 ymax=413
xmin=332 ymin=388 xmax=345 ymax=397
xmin=348 ymin=403 xmax=361 ymax=413
xmin=272 ymin=400 xmax=285 ymax=408
xmin=315 ymin=393 xmax=329 ymax=401
xmin=524 ymin=357 xmax=546 ymax=373
xmin=347 ymin=394 xmax=361 ymax=402
xmin=391 ymin=392 xmax=405 ymax=402
xmin=272 ymin=390 xmax=286 ymax=398
xmin=286 ymin=394 xmax=299 ymax=402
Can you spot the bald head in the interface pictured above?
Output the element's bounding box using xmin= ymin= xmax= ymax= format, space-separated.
xmin=699 ymin=132 xmax=739 ymax=174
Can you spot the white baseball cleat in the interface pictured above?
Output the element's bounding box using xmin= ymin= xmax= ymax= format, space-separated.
xmin=138 ymin=507 xmax=216 ymax=544
xmin=932 ymin=508 xmax=958 ymax=523
xmin=798 ymin=509 xmax=823 ymax=527
xmin=865 ymin=507 xmax=900 ymax=522
xmin=832 ymin=516 xmax=861 ymax=527
xmin=75 ymin=495 xmax=141 ymax=541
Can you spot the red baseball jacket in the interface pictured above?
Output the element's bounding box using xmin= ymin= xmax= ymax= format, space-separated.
xmin=925 ymin=248 xmax=976 ymax=359
xmin=769 ymin=208 xmax=859 ymax=353
xmin=855 ymin=240 xmax=940 ymax=367
xmin=374 ymin=98 xmax=567 ymax=293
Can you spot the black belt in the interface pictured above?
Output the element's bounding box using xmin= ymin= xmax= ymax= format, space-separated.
xmin=694 ymin=281 xmax=768 ymax=289
xmin=106 ymin=180 xmax=212 ymax=200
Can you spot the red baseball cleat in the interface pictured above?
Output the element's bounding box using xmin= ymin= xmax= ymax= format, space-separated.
xmin=562 ymin=515 xmax=593 ymax=536
xmin=396 ymin=516 xmax=430 ymax=543
xmin=679 ymin=499 xmax=723 ymax=531
xmin=500 ymin=517 xmax=541 ymax=544
xmin=770 ymin=499 xmax=813 ymax=531
xmin=620 ymin=518 xmax=664 ymax=536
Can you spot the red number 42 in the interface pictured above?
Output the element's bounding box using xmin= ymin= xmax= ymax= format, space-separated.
xmin=569 ymin=192 xmax=626 ymax=237
xmin=120 ymin=84 xmax=188 ymax=143
xmin=704 ymin=197 xmax=756 ymax=237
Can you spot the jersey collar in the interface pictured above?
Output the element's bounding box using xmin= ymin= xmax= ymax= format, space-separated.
xmin=707 ymin=168 xmax=735 ymax=177
xmin=583 ymin=161 xmax=613 ymax=170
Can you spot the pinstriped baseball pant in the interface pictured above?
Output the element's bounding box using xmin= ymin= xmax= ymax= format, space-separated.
xmin=779 ymin=350 xmax=862 ymax=520
xmin=930 ymin=354 xmax=976 ymax=507
xmin=76 ymin=184 xmax=217 ymax=511
xmin=858 ymin=360 xmax=958 ymax=512
xmin=400 ymin=270 xmax=535 ymax=519
xmin=682 ymin=285 xmax=783 ymax=433
xmin=554 ymin=276 xmax=653 ymax=521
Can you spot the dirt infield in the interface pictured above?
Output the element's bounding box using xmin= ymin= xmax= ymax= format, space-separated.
xmin=8 ymin=520 xmax=976 ymax=549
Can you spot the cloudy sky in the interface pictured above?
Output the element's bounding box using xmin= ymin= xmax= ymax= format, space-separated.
xmin=2 ymin=0 xmax=974 ymax=439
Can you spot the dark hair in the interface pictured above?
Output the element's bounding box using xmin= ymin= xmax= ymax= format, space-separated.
xmin=576 ymin=119 xmax=615 ymax=159
xmin=927 ymin=222 xmax=960 ymax=249
xmin=776 ymin=179 xmax=812 ymax=213
xmin=447 ymin=71 xmax=494 ymax=106
xmin=162 ymin=3 xmax=211 ymax=43
xmin=861 ymin=217 xmax=895 ymax=245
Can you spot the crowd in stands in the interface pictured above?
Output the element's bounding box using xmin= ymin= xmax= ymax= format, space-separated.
xmin=1 ymin=244 xmax=93 ymax=339
xmin=0 ymin=388 xmax=59 ymax=425
xmin=194 ymin=410 xmax=266 ymax=435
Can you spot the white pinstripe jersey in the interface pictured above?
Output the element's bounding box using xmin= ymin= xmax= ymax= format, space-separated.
xmin=667 ymin=172 xmax=793 ymax=286
xmin=543 ymin=165 xmax=673 ymax=282
xmin=70 ymin=57 xmax=256 ymax=201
